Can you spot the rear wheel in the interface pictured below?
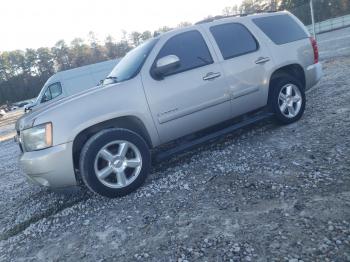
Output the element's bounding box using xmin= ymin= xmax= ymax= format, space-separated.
xmin=270 ymin=76 xmax=305 ymax=124
xmin=79 ymin=128 xmax=151 ymax=198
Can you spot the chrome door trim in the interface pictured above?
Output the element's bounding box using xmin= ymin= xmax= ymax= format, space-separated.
xmin=232 ymin=86 xmax=260 ymax=99
xmin=158 ymin=94 xmax=230 ymax=124
xmin=255 ymin=57 xmax=270 ymax=64
xmin=203 ymin=72 xmax=221 ymax=81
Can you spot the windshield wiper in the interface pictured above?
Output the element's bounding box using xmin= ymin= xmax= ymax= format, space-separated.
xmin=104 ymin=76 xmax=119 ymax=84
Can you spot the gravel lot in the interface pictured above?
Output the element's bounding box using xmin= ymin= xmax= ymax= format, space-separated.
xmin=0 ymin=110 xmax=23 ymax=142
xmin=0 ymin=28 xmax=349 ymax=261
xmin=317 ymin=26 xmax=350 ymax=61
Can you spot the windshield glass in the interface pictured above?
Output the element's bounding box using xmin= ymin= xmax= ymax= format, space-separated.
xmin=35 ymin=83 xmax=50 ymax=104
xmin=104 ymin=38 xmax=158 ymax=85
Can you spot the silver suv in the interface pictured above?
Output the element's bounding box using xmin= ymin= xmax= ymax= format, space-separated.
xmin=16 ymin=11 xmax=322 ymax=197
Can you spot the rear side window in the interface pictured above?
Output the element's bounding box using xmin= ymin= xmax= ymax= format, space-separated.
xmin=210 ymin=23 xmax=258 ymax=60
xmin=155 ymin=30 xmax=213 ymax=76
xmin=253 ymin=14 xmax=308 ymax=45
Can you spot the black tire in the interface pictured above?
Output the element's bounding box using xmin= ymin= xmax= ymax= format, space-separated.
xmin=79 ymin=128 xmax=151 ymax=198
xmin=269 ymin=76 xmax=306 ymax=124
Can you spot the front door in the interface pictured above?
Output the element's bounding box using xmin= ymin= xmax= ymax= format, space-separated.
xmin=141 ymin=29 xmax=231 ymax=143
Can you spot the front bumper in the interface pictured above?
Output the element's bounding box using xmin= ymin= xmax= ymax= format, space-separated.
xmin=19 ymin=142 xmax=77 ymax=188
xmin=305 ymin=62 xmax=323 ymax=90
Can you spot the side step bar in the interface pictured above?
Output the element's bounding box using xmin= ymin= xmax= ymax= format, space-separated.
xmin=155 ymin=112 xmax=274 ymax=163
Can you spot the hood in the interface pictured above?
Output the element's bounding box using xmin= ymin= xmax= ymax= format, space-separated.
xmin=16 ymin=83 xmax=110 ymax=131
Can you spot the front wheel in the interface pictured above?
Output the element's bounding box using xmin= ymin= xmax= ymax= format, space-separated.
xmin=270 ymin=76 xmax=306 ymax=124
xmin=79 ymin=128 xmax=151 ymax=198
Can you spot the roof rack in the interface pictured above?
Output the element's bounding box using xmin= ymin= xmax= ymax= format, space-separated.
xmin=195 ymin=10 xmax=277 ymax=25
xmin=195 ymin=14 xmax=244 ymax=25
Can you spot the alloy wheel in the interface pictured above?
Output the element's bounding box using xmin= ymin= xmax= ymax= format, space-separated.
xmin=93 ymin=140 xmax=142 ymax=189
xmin=278 ymin=84 xmax=303 ymax=118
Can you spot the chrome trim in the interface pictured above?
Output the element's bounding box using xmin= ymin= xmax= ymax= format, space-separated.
xmin=158 ymin=94 xmax=230 ymax=124
xmin=255 ymin=57 xmax=270 ymax=64
xmin=232 ymin=86 xmax=259 ymax=99
xmin=203 ymin=72 xmax=221 ymax=81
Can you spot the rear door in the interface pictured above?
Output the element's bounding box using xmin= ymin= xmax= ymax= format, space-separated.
xmin=203 ymin=20 xmax=274 ymax=117
xmin=141 ymin=29 xmax=231 ymax=143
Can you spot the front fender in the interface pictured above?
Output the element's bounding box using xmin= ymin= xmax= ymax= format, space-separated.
xmin=34 ymin=75 xmax=161 ymax=147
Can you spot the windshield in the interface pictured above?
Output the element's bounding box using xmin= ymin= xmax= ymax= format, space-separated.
xmin=35 ymin=83 xmax=49 ymax=104
xmin=104 ymin=38 xmax=158 ymax=85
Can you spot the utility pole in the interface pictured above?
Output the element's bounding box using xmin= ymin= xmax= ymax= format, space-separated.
xmin=310 ymin=0 xmax=317 ymax=39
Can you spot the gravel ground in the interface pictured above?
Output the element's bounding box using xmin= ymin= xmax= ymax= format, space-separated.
xmin=0 ymin=28 xmax=349 ymax=261
xmin=0 ymin=110 xmax=23 ymax=141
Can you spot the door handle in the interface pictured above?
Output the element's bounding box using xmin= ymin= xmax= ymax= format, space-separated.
xmin=203 ymin=72 xmax=221 ymax=81
xmin=255 ymin=57 xmax=270 ymax=64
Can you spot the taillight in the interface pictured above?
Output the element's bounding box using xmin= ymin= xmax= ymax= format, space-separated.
xmin=310 ymin=37 xmax=319 ymax=64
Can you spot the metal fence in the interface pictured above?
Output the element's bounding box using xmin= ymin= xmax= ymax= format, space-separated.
xmin=286 ymin=0 xmax=350 ymax=35
xmin=306 ymin=14 xmax=350 ymax=34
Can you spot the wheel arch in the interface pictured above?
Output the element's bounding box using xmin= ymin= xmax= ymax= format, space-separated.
xmin=268 ymin=64 xmax=306 ymax=102
xmin=270 ymin=63 xmax=305 ymax=84
xmin=72 ymin=115 xmax=153 ymax=177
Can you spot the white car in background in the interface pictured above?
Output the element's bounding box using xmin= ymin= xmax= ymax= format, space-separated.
xmin=25 ymin=59 xmax=119 ymax=112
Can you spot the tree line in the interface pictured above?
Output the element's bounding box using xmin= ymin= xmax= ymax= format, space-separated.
xmin=224 ymin=0 xmax=350 ymax=25
xmin=0 ymin=27 xmax=175 ymax=105
xmin=1 ymin=0 xmax=349 ymax=105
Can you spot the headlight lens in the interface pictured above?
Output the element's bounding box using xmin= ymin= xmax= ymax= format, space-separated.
xmin=22 ymin=123 xmax=52 ymax=151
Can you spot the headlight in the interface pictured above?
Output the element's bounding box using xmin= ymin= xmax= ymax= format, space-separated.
xmin=21 ymin=123 xmax=52 ymax=151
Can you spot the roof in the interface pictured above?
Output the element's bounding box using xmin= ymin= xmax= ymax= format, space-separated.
xmin=195 ymin=10 xmax=280 ymax=25
xmin=48 ymin=59 xmax=119 ymax=82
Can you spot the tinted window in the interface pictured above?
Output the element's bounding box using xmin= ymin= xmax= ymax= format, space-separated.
xmin=155 ymin=30 xmax=213 ymax=76
xmin=253 ymin=14 xmax=308 ymax=45
xmin=210 ymin=23 xmax=258 ymax=60
xmin=48 ymin=82 xmax=62 ymax=99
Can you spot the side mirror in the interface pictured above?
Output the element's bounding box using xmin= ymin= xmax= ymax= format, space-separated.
xmin=153 ymin=55 xmax=180 ymax=78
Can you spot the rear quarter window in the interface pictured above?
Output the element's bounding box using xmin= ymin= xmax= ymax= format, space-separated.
xmin=253 ymin=14 xmax=308 ymax=45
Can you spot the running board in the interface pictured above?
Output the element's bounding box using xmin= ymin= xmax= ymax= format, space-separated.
xmin=155 ymin=112 xmax=274 ymax=163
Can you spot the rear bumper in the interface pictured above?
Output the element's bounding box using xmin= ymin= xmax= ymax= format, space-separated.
xmin=305 ymin=62 xmax=323 ymax=90
xmin=19 ymin=142 xmax=77 ymax=188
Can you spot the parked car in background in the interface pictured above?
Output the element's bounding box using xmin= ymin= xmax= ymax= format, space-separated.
xmin=8 ymin=99 xmax=34 ymax=111
xmin=24 ymin=59 xmax=119 ymax=112
xmin=13 ymin=101 xmax=30 ymax=108
xmin=0 ymin=109 xmax=6 ymax=118
xmin=16 ymin=11 xmax=322 ymax=198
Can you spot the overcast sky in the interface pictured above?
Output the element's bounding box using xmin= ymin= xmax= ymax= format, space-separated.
xmin=0 ymin=0 xmax=242 ymax=51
